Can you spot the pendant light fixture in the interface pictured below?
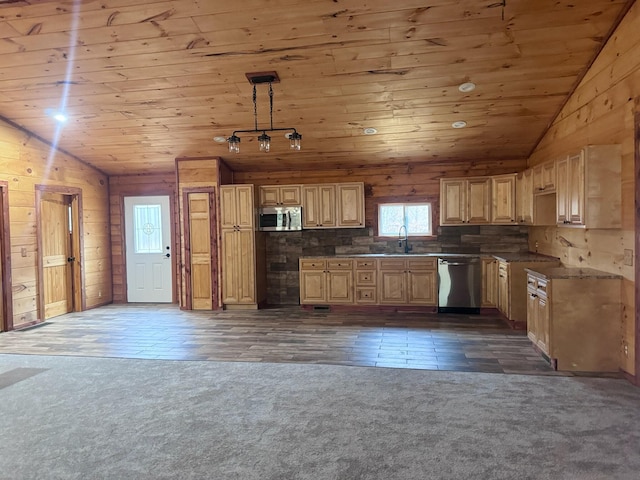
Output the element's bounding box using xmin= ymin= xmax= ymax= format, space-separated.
xmin=223 ymin=71 xmax=302 ymax=153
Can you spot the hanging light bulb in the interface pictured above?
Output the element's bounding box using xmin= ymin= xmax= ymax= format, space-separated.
xmin=289 ymin=131 xmax=302 ymax=150
xmin=227 ymin=134 xmax=241 ymax=153
xmin=258 ymin=132 xmax=271 ymax=152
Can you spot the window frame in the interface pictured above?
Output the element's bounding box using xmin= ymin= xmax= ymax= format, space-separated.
xmin=376 ymin=201 xmax=434 ymax=238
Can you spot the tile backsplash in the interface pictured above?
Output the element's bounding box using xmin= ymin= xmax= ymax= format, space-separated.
xmin=265 ymin=225 xmax=529 ymax=305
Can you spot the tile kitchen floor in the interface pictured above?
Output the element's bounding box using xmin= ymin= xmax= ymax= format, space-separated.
xmin=0 ymin=304 xmax=615 ymax=377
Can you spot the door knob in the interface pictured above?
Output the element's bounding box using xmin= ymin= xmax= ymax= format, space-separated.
xmin=165 ymin=253 xmax=170 ymax=258
xmin=67 ymin=256 xmax=75 ymax=262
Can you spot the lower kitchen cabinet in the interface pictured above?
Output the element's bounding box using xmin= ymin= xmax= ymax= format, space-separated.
xmin=355 ymin=259 xmax=377 ymax=304
xmin=526 ymin=269 xmax=621 ymax=372
xmin=300 ymin=256 xmax=436 ymax=307
xmin=299 ymin=259 xmax=353 ymax=304
xmin=379 ymin=258 xmax=437 ymax=306
xmin=495 ymin=257 xmax=560 ymax=324
xmin=481 ymin=257 xmax=498 ymax=307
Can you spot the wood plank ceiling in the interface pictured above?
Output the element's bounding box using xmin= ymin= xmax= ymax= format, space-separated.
xmin=0 ymin=0 xmax=632 ymax=175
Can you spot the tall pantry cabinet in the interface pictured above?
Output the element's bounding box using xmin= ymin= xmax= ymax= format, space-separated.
xmin=219 ymin=185 xmax=267 ymax=309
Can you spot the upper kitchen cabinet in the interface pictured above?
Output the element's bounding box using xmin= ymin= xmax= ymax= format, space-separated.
xmin=440 ymin=177 xmax=491 ymax=225
xmin=336 ymin=183 xmax=365 ymax=228
xmin=516 ymin=170 xmax=533 ymax=225
xmin=302 ymin=182 xmax=365 ymax=229
xmin=259 ymin=185 xmax=301 ymax=207
xmin=220 ymin=184 xmax=255 ymax=229
xmin=532 ymin=161 xmax=556 ymax=193
xmin=302 ymin=184 xmax=336 ymax=228
xmin=491 ymin=174 xmax=517 ymax=225
xmin=556 ymin=145 xmax=621 ymax=228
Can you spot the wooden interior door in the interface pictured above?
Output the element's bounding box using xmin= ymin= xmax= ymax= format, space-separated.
xmin=187 ymin=192 xmax=216 ymax=310
xmin=41 ymin=192 xmax=73 ymax=319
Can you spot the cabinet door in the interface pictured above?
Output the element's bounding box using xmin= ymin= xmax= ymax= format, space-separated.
xmin=235 ymin=229 xmax=256 ymax=304
xmin=497 ymin=263 xmax=509 ymax=317
xmin=221 ymin=229 xmax=239 ymax=304
xmin=318 ymin=185 xmax=336 ymax=227
xmin=517 ymin=170 xmax=533 ymax=225
xmin=300 ymin=270 xmax=326 ymax=304
xmin=407 ymin=270 xmax=437 ymax=305
xmin=235 ymin=185 xmax=255 ymax=228
xmin=336 ymin=183 xmax=364 ymax=228
xmin=532 ymin=164 xmax=544 ymax=193
xmin=440 ymin=179 xmax=466 ymax=225
xmin=536 ymin=294 xmax=550 ymax=355
xmin=567 ymin=152 xmax=585 ymax=225
xmin=491 ymin=174 xmax=516 ymax=224
xmin=481 ymin=258 xmax=498 ymax=307
xmin=302 ymin=186 xmax=320 ymax=228
xmin=542 ymin=162 xmax=556 ymax=191
xmin=526 ymin=287 xmax=539 ymax=344
xmin=280 ymin=185 xmax=301 ymax=206
xmin=327 ymin=270 xmax=353 ymax=303
xmin=556 ymin=157 xmax=569 ymax=224
xmin=467 ymin=178 xmax=492 ymax=223
xmin=220 ymin=186 xmax=238 ymax=229
xmin=259 ymin=186 xmax=280 ymax=207
xmin=378 ymin=270 xmax=406 ymax=304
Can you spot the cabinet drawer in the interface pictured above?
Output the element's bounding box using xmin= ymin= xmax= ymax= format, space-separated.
xmin=536 ymin=279 xmax=548 ymax=296
xmin=355 ymin=288 xmax=377 ymax=304
xmin=300 ymin=259 xmax=326 ymax=270
xmin=356 ymin=270 xmax=376 ymax=286
xmin=527 ymin=275 xmax=537 ymax=289
xmin=379 ymin=259 xmax=406 ymax=270
xmin=355 ymin=259 xmax=377 ymax=270
xmin=407 ymin=258 xmax=436 ymax=270
xmin=327 ymin=259 xmax=353 ymax=270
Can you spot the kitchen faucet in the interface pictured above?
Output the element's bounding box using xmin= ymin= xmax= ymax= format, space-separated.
xmin=398 ymin=225 xmax=412 ymax=254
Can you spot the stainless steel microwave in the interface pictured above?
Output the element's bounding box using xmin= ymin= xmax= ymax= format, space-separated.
xmin=258 ymin=206 xmax=302 ymax=231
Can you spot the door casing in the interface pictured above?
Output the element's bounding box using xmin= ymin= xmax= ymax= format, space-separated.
xmin=36 ymin=185 xmax=84 ymax=321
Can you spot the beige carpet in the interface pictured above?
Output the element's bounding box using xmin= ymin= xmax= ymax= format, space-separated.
xmin=0 ymin=354 xmax=639 ymax=480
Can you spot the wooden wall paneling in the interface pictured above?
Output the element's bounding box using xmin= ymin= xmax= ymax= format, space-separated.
xmin=0 ymin=125 xmax=110 ymax=323
xmin=635 ymin=110 xmax=640 ymax=384
xmin=0 ymin=180 xmax=13 ymax=331
xmin=108 ymin=173 xmax=177 ymax=304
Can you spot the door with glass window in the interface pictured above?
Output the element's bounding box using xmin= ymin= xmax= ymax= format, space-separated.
xmin=124 ymin=196 xmax=172 ymax=303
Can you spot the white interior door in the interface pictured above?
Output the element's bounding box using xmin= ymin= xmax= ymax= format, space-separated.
xmin=124 ymin=196 xmax=172 ymax=303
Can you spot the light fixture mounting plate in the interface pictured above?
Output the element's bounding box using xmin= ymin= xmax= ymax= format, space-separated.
xmin=245 ymin=71 xmax=280 ymax=84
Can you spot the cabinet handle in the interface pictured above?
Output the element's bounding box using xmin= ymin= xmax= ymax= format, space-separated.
xmin=530 ymin=293 xmax=538 ymax=298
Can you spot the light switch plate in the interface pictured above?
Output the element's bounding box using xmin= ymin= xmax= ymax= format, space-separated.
xmin=623 ymin=249 xmax=633 ymax=266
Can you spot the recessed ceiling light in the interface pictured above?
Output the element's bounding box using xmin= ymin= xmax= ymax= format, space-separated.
xmin=53 ymin=112 xmax=67 ymax=123
xmin=363 ymin=127 xmax=377 ymax=135
xmin=213 ymin=136 xmax=227 ymax=143
xmin=452 ymin=121 xmax=467 ymax=129
xmin=458 ymin=82 xmax=476 ymax=93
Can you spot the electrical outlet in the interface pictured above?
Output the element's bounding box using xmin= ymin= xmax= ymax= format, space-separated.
xmin=20 ymin=247 xmax=27 ymax=257
xmin=624 ymin=343 xmax=629 ymax=357
xmin=623 ymin=249 xmax=634 ymax=266
xmin=98 ymin=290 xmax=102 ymax=298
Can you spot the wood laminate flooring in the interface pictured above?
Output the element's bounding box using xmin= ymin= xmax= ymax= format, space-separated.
xmin=0 ymin=305 xmax=614 ymax=377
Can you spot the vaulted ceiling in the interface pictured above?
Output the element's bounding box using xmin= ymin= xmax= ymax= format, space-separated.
xmin=0 ymin=0 xmax=632 ymax=175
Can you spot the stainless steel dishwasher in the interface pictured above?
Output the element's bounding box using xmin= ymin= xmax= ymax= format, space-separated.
xmin=438 ymin=257 xmax=482 ymax=314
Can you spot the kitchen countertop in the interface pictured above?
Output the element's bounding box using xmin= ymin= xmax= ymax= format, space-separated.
xmin=524 ymin=266 xmax=623 ymax=280
xmin=300 ymin=252 xmax=560 ymax=260
xmin=491 ymin=253 xmax=560 ymax=263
